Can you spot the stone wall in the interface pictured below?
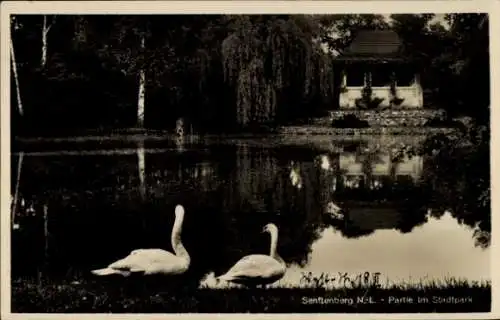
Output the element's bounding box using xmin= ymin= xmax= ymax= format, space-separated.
xmin=329 ymin=109 xmax=446 ymax=127
xmin=339 ymin=86 xmax=423 ymax=109
xmin=278 ymin=126 xmax=456 ymax=136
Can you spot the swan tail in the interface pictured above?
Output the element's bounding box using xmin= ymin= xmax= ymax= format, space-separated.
xmin=202 ymin=271 xmax=216 ymax=280
xmin=198 ymin=272 xmax=218 ymax=288
xmin=216 ymin=273 xmax=234 ymax=282
xmin=91 ymin=268 xmax=131 ymax=276
xmin=108 ymin=258 xmax=129 ymax=270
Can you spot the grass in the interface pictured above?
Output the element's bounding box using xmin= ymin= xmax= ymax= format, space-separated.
xmin=11 ymin=276 xmax=491 ymax=313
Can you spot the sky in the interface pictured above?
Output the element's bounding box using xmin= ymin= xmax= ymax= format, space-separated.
xmin=323 ymin=14 xmax=450 ymax=55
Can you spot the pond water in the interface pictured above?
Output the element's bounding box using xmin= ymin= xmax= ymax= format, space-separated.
xmin=10 ymin=135 xmax=490 ymax=288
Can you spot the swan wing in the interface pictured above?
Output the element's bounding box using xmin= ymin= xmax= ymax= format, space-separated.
xmin=221 ymin=254 xmax=284 ymax=280
xmin=130 ymin=249 xmax=177 ymax=262
xmin=144 ymin=259 xmax=189 ymax=275
xmin=108 ymin=249 xmax=175 ymax=272
xmin=107 ymin=255 xmax=146 ymax=273
xmin=131 ymin=249 xmax=189 ymax=275
xmin=104 ymin=249 xmax=187 ymax=275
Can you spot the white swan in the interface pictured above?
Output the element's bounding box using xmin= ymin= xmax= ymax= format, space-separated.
xmin=217 ymin=223 xmax=286 ymax=287
xmin=91 ymin=205 xmax=190 ymax=276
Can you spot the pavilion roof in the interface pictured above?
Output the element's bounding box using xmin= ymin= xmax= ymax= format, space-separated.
xmin=334 ymin=30 xmax=410 ymax=63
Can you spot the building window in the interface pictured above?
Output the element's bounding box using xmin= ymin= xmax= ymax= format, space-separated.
xmin=370 ymin=65 xmax=392 ymax=87
xmin=395 ymin=69 xmax=415 ymax=86
xmin=345 ymin=67 xmax=365 ymax=86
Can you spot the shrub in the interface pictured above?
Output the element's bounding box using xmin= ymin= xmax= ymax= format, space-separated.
xmin=424 ymin=117 xmax=463 ymax=128
xmin=355 ymin=96 xmax=385 ymax=110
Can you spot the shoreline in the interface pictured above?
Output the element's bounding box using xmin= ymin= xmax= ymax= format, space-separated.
xmin=12 ymin=126 xmax=457 ymax=145
xmin=9 ymin=127 xmax=462 ymax=155
xmin=11 ymin=277 xmax=490 ymax=313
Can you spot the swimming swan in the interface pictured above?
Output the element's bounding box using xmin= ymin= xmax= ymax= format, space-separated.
xmin=91 ymin=205 xmax=190 ymax=276
xmin=217 ymin=223 xmax=286 ymax=287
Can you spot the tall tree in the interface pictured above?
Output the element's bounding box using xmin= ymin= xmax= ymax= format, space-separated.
xmin=445 ymin=13 xmax=489 ymax=122
xmin=10 ymin=16 xmax=24 ymax=117
xmin=41 ymin=15 xmax=56 ymax=68
xmin=137 ymin=33 xmax=146 ymax=127
xmin=221 ymin=15 xmax=334 ymax=126
xmin=315 ymin=14 xmax=390 ymax=54
xmin=77 ymin=16 xmax=178 ymax=128
xmin=389 ymin=14 xmax=435 ymax=58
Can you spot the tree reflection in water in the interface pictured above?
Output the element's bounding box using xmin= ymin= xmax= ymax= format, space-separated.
xmin=10 ymin=134 xmax=490 ymax=283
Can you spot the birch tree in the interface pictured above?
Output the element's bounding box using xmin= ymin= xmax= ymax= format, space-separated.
xmin=137 ymin=140 xmax=146 ymax=199
xmin=10 ymin=16 xmax=24 ymax=117
xmin=97 ymin=17 xmax=150 ymax=127
xmin=41 ymin=15 xmax=56 ymax=68
xmin=137 ymin=34 xmax=146 ymax=127
xmin=92 ymin=16 xmax=176 ymax=128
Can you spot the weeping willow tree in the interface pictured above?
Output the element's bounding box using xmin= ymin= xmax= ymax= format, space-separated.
xmin=221 ymin=15 xmax=334 ymax=127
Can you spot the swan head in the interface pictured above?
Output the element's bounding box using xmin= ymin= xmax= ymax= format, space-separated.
xmin=175 ymin=205 xmax=185 ymax=217
xmin=262 ymin=223 xmax=278 ymax=234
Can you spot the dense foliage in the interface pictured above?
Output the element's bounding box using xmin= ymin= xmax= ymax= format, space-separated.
xmin=391 ymin=14 xmax=489 ymax=122
xmin=11 ymin=15 xmax=335 ymax=135
xmin=10 ymin=14 xmax=489 ymax=135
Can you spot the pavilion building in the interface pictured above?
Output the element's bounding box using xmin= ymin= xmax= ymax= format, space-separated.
xmin=331 ymin=30 xmax=444 ymax=126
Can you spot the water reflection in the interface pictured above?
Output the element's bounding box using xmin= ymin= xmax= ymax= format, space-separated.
xmin=279 ymin=211 xmax=490 ymax=289
xmin=137 ymin=141 xmax=146 ymax=199
xmin=11 ymin=138 xmax=490 ymax=288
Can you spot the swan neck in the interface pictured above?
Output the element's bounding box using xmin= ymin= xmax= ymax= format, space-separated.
xmin=171 ymin=213 xmax=190 ymax=262
xmin=269 ymin=229 xmax=279 ymax=259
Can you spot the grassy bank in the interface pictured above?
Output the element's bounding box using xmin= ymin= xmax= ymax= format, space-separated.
xmin=11 ymin=127 xmax=457 ymax=155
xmin=11 ymin=277 xmax=490 ymax=313
xmin=13 ymin=126 xmax=456 ymax=142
